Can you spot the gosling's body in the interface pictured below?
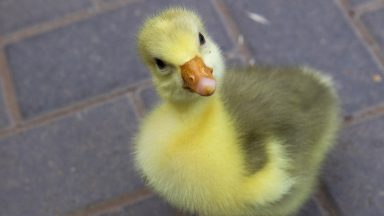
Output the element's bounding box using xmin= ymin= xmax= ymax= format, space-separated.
xmin=134 ymin=8 xmax=340 ymax=216
xmin=136 ymin=66 xmax=339 ymax=216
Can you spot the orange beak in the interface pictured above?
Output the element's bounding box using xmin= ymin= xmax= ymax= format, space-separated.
xmin=180 ymin=56 xmax=216 ymax=96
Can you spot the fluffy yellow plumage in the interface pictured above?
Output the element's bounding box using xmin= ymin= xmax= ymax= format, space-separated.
xmin=134 ymin=7 xmax=340 ymax=216
xmin=136 ymin=96 xmax=294 ymax=215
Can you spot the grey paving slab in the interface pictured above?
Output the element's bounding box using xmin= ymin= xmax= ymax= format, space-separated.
xmin=324 ymin=117 xmax=384 ymax=216
xmin=0 ymin=82 xmax=10 ymax=128
xmin=101 ymin=195 xmax=321 ymax=216
xmin=0 ymin=96 xmax=143 ymax=216
xmin=100 ymin=196 xmax=179 ymax=216
xmin=361 ymin=8 xmax=384 ymax=62
xmin=0 ymin=0 xmax=90 ymax=35
xmin=297 ymin=198 xmax=322 ymax=216
xmin=5 ymin=3 xmax=149 ymax=119
xmin=224 ymin=0 xmax=384 ymax=114
xmin=349 ymin=0 xmax=374 ymax=6
xmin=5 ymin=0 xmax=233 ymax=120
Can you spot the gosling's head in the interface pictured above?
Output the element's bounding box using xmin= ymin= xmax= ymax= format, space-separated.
xmin=137 ymin=7 xmax=225 ymax=103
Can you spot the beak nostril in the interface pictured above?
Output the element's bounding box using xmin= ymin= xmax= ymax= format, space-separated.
xmin=189 ymin=75 xmax=195 ymax=83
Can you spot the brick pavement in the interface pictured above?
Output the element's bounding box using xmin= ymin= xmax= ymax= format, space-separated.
xmin=1 ymin=0 xmax=384 ymax=215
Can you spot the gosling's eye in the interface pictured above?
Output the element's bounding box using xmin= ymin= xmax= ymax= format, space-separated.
xmin=154 ymin=58 xmax=166 ymax=69
xmin=199 ymin=32 xmax=205 ymax=45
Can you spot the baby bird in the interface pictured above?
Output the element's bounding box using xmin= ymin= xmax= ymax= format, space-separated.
xmin=134 ymin=7 xmax=340 ymax=216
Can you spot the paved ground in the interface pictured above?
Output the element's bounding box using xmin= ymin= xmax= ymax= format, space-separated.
xmin=1 ymin=0 xmax=384 ymax=215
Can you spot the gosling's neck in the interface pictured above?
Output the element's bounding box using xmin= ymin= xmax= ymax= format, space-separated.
xmin=164 ymin=93 xmax=221 ymax=119
xmin=160 ymin=77 xmax=225 ymax=118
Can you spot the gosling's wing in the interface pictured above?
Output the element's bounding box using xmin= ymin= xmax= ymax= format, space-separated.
xmin=221 ymin=66 xmax=340 ymax=173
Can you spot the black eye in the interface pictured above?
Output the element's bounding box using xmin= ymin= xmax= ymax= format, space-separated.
xmin=199 ymin=32 xmax=205 ymax=45
xmin=155 ymin=58 xmax=166 ymax=69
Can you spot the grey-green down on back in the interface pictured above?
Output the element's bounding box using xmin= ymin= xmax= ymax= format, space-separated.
xmin=221 ymin=66 xmax=340 ymax=215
